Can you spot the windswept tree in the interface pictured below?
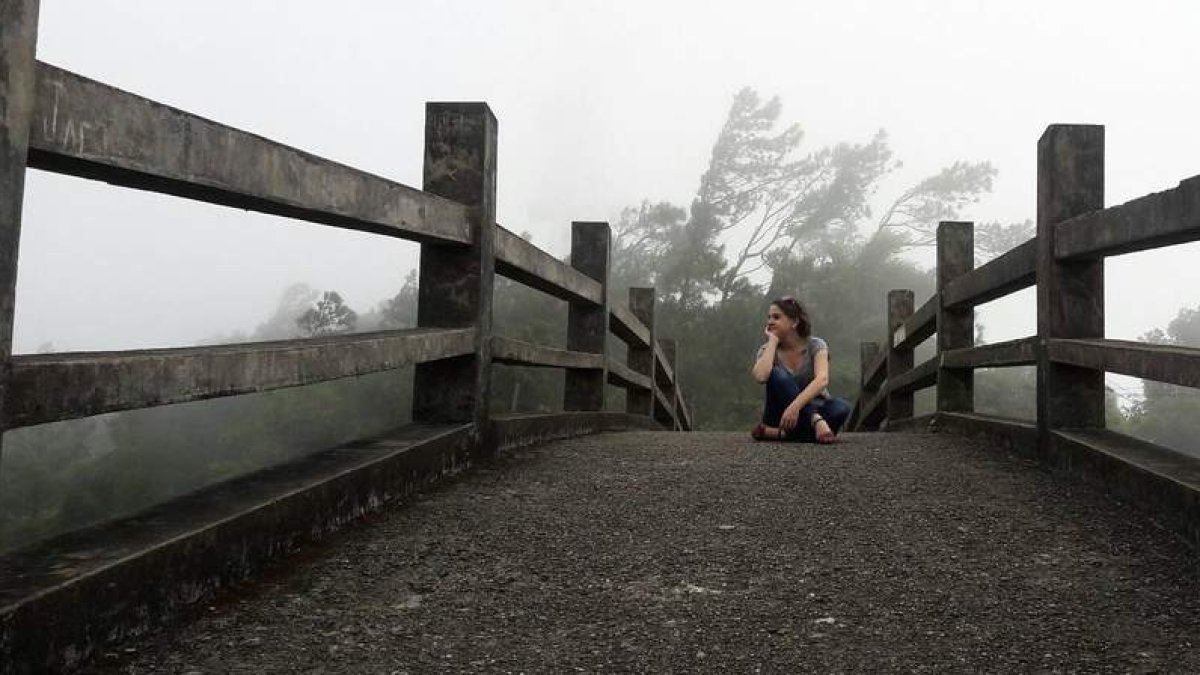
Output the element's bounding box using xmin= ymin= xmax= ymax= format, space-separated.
xmin=613 ymin=87 xmax=1025 ymax=308
xmin=296 ymin=291 xmax=358 ymax=337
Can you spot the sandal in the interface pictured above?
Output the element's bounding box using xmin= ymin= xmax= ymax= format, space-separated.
xmin=812 ymin=414 xmax=837 ymax=445
xmin=751 ymin=423 xmax=784 ymax=441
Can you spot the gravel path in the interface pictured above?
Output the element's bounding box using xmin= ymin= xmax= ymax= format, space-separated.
xmin=98 ymin=431 xmax=1199 ymax=674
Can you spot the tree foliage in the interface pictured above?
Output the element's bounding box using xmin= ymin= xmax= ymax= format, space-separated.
xmin=613 ymin=87 xmax=1021 ymax=314
xmin=296 ymin=291 xmax=358 ymax=337
xmin=1126 ymin=304 xmax=1200 ymax=457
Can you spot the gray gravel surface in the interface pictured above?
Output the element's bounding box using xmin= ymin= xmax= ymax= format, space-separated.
xmin=97 ymin=431 xmax=1200 ymax=674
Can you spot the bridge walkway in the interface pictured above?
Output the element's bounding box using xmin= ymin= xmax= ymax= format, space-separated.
xmin=102 ymin=431 xmax=1200 ymax=673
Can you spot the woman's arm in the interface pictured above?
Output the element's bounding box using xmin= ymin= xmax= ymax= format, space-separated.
xmin=779 ymin=349 xmax=831 ymax=430
xmin=751 ymin=332 xmax=779 ymax=383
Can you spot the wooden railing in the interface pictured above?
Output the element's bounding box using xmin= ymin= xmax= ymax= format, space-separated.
xmin=0 ymin=60 xmax=692 ymax=446
xmin=848 ymin=124 xmax=1200 ymax=541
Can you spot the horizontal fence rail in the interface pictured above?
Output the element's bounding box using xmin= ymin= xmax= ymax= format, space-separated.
xmin=28 ymin=63 xmax=473 ymax=245
xmin=654 ymin=342 xmax=674 ymax=385
xmin=862 ymin=345 xmax=887 ymax=390
xmin=940 ymin=336 xmax=1038 ymax=370
xmin=491 ymin=335 xmax=604 ymax=370
xmin=609 ymin=303 xmax=651 ymax=348
xmin=494 ymin=225 xmax=603 ymax=305
xmin=1055 ymin=175 xmax=1200 ymax=260
xmin=1047 ymin=338 xmax=1200 ymax=390
xmin=893 ymin=293 xmax=937 ymax=351
xmin=941 ymin=237 xmax=1037 ymax=310
xmin=7 ymin=328 xmax=476 ymax=428
xmin=887 ymin=356 xmax=938 ymax=396
xmin=606 ymin=358 xmax=652 ymax=392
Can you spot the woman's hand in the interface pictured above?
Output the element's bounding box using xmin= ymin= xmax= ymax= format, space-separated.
xmin=763 ymin=325 xmax=780 ymax=342
xmin=780 ymin=401 xmax=801 ymax=432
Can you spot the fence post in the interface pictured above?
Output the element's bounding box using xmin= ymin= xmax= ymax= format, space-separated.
xmin=885 ymin=289 xmax=915 ymax=427
xmin=936 ymin=221 xmax=975 ymax=414
xmin=0 ymin=0 xmax=40 ymax=478
xmin=412 ymin=103 xmax=498 ymax=449
xmin=626 ymin=287 xmax=656 ymax=418
xmin=1036 ymin=125 xmax=1105 ymax=457
xmin=852 ymin=341 xmax=881 ymax=430
xmin=564 ymin=221 xmax=610 ymax=411
xmin=659 ymin=338 xmax=679 ymax=430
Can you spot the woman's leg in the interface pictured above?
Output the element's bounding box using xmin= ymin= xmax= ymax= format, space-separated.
xmin=762 ymin=367 xmax=801 ymax=427
xmin=816 ymin=397 xmax=852 ymax=435
xmin=764 ymin=368 xmax=828 ymax=441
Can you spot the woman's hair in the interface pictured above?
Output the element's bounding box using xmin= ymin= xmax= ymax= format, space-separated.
xmin=771 ymin=296 xmax=811 ymax=338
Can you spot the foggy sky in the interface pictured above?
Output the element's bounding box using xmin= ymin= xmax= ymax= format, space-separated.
xmin=14 ymin=0 xmax=1200 ymax=368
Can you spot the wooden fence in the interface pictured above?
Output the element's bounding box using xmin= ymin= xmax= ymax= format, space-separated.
xmin=849 ymin=123 xmax=1200 ymax=544
xmin=0 ymin=21 xmax=691 ymax=449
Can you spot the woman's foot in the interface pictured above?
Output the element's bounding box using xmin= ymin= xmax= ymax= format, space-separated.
xmin=751 ymin=423 xmax=785 ymax=441
xmin=812 ymin=415 xmax=837 ymax=444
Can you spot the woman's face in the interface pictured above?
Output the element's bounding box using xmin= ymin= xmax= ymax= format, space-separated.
xmin=766 ymin=304 xmax=796 ymax=338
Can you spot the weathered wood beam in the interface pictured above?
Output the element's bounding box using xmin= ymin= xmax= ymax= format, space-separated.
xmin=936 ymin=222 xmax=974 ymax=413
xmin=676 ymin=394 xmax=692 ymax=431
xmin=564 ymin=222 xmax=610 ymax=411
xmin=1056 ymin=175 xmax=1200 ymax=260
xmin=941 ymin=336 xmax=1038 ymax=369
xmin=851 ymin=341 xmax=882 ymax=430
xmin=606 ymin=358 xmax=651 ymax=391
xmin=846 ymin=397 xmax=862 ymax=431
xmin=608 ymin=303 xmax=650 ymax=349
xmin=887 ymin=356 xmax=938 ymax=395
xmin=7 ymin=328 xmax=475 ymax=428
xmin=863 ymin=343 xmax=887 ymax=391
xmin=1048 ymin=338 xmax=1200 ymax=390
xmin=654 ymin=341 xmax=675 ymax=387
xmin=653 ymin=386 xmax=675 ymax=427
xmin=942 ymin=238 xmax=1036 ymax=309
xmin=859 ymin=387 xmax=886 ymax=430
xmin=1036 ymin=125 xmax=1106 ymax=443
xmin=490 ymin=336 xmax=603 ymax=370
xmin=893 ymin=293 xmax=938 ymax=351
xmin=625 ymin=288 xmax=656 ymax=416
xmin=886 ymin=290 xmax=915 ymax=422
xmin=412 ymin=102 xmax=496 ymax=434
xmin=658 ymin=339 xmax=680 ymax=429
xmin=494 ymin=225 xmax=603 ymax=306
xmin=0 ymin=0 xmax=40 ymax=438
xmin=26 ymin=63 xmax=471 ymax=245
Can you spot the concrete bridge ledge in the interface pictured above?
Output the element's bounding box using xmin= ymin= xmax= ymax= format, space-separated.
xmin=0 ymin=411 xmax=674 ymax=673
xmin=0 ymin=422 xmax=475 ymax=674
xmin=930 ymin=411 xmax=1200 ymax=549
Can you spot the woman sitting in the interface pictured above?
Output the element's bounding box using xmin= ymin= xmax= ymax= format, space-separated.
xmin=750 ymin=296 xmax=851 ymax=443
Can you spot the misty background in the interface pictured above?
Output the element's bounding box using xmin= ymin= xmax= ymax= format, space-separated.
xmin=4 ymin=1 xmax=1200 ymax=550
